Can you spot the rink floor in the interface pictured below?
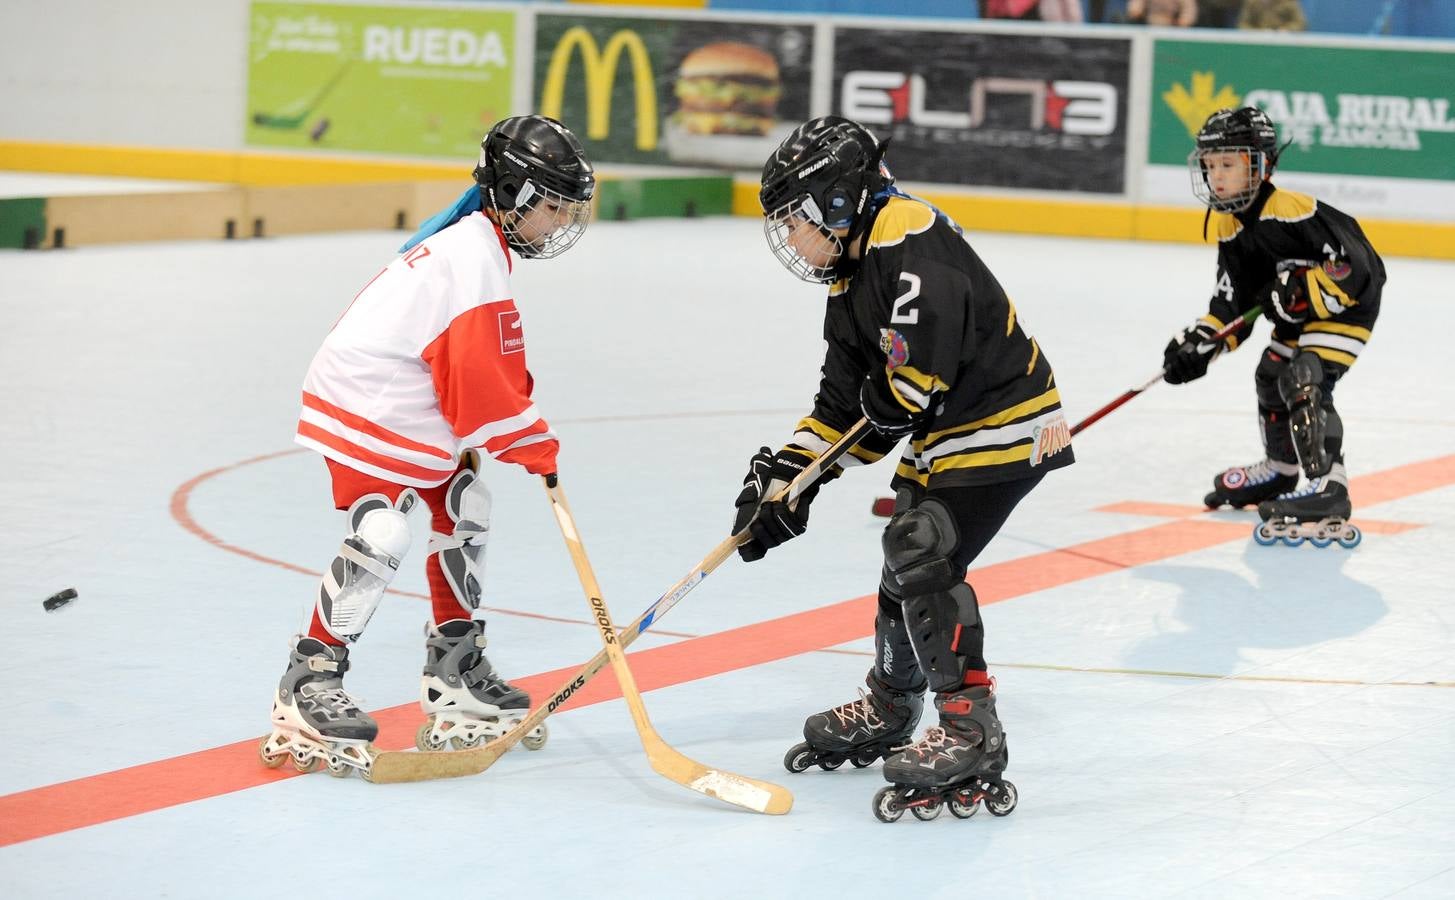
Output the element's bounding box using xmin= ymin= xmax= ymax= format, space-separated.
xmin=2 ymin=178 xmax=1453 ymax=899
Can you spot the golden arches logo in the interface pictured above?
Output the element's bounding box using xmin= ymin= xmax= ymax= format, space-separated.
xmin=540 ymin=26 xmax=658 ymax=151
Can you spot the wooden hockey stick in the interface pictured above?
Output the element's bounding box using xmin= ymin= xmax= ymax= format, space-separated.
xmin=542 ymin=476 xmax=792 ymax=814
xmin=869 ymin=306 xmax=1266 ymax=516
xmin=367 ymin=418 xmax=875 ymax=784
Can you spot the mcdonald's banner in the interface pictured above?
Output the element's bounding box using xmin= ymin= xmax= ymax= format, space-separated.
xmin=246 ymin=2 xmax=515 ymax=157
xmin=534 ymin=14 xmax=814 ymax=168
xmin=832 ymin=28 xmax=1131 ymax=194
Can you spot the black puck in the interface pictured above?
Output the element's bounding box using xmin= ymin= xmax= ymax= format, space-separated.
xmin=43 ymin=588 xmax=78 ymax=612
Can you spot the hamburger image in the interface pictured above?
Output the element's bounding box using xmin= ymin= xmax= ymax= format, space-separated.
xmin=670 ymin=42 xmax=782 ymax=137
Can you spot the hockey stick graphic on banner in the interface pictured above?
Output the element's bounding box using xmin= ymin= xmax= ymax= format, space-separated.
xmin=367 ymin=418 xmax=875 ymax=784
xmin=870 ymin=307 xmax=1266 ymax=517
xmin=542 ymin=475 xmax=792 ymax=814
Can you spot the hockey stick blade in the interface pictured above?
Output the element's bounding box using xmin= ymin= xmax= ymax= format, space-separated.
xmin=545 ymin=479 xmax=792 ymax=815
xmin=367 ymin=419 xmax=873 ymax=785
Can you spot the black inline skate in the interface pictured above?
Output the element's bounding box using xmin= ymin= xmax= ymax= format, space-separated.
xmin=784 ymin=670 xmax=924 ymax=773
xmin=1254 ymin=463 xmax=1360 ymax=548
xmin=872 ymin=684 xmax=1017 ymax=823
xmin=1204 ymin=458 xmax=1299 ymax=509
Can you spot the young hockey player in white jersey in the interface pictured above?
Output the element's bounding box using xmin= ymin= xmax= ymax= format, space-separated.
xmin=259 ymin=116 xmax=595 ymax=778
xmin=734 ymin=117 xmax=1074 ymax=821
xmin=1163 ymin=107 xmax=1384 ymax=547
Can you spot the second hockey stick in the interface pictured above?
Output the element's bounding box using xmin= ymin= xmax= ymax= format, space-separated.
xmin=543 ymin=476 xmax=792 ymax=815
xmin=367 ymin=418 xmax=875 ymax=784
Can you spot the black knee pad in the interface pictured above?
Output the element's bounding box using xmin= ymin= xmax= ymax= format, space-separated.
xmin=882 ymin=498 xmax=959 ymax=594
xmin=1254 ymin=349 xmax=1288 ymax=410
xmin=1278 ymin=351 xmax=1337 ymax=477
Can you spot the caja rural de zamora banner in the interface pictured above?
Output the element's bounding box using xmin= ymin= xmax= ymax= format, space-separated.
xmin=1149 ymin=39 xmax=1455 ymax=217
xmin=832 ymin=28 xmax=1132 ymax=194
xmin=534 ymin=14 xmax=814 ymax=170
xmin=246 ymin=2 xmax=515 ymax=157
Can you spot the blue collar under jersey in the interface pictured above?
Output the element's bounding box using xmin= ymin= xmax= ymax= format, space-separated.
xmin=399 ymin=185 xmax=482 ymax=252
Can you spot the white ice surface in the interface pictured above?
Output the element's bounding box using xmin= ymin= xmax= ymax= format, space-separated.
xmin=2 ymin=199 xmax=1453 ymax=898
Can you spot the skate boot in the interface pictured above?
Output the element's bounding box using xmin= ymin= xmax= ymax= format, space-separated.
xmin=1254 ymin=463 xmax=1360 ymax=548
xmin=416 ymin=619 xmax=546 ymax=752
xmin=259 ymin=636 xmax=378 ymax=779
xmin=1204 ymin=458 xmax=1299 ymax=509
xmin=873 ymin=684 xmax=1018 ymax=823
xmin=784 ymin=671 xmax=925 ymax=773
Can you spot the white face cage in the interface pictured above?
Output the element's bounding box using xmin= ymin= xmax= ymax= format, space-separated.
xmin=1188 ymin=146 xmax=1268 ymax=213
xmin=500 ymin=179 xmax=591 ymax=259
xmin=763 ymin=195 xmax=844 ymax=284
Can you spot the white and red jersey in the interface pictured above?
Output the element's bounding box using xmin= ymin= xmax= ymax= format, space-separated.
xmin=295 ymin=211 xmax=556 ymax=487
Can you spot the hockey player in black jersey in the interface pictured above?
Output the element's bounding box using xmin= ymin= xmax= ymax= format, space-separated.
xmin=731 ymin=116 xmax=1074 ymax=821
xmin=1164 ymin=107 xmax=1384 ymax=547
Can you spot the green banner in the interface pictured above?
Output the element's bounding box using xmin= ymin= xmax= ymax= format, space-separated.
xmin=1151 ymin=40 xmax=1455 ymax=181
xmin=246 ymin=2 xmax=515 ymax=157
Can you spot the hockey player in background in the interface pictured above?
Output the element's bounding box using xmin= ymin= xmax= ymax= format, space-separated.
xmin=259 ymin=115 xmax=596 ymax=778
xmin=1164 ymin=107 xmax=1384 ymax=546
xmin=733 ymin=117 xmax=1073 ymax=820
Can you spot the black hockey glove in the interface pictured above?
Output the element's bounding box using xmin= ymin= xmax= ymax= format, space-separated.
xmin=1267 ymin=268 xmax=1313 ymax=326
xmin=732 ymin=447 xmax=820 ymax=562
xmin=859 ymin=367 xmax=923 ymax=438
xmin=1162 ymin=322 xmax=1222 ymax=385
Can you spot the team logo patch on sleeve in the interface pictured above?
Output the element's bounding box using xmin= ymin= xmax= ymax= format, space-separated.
xmin=1322 ymin=259 xmax=1352 ymax=281
xmin=498 ymin=309 xmax=524 ymax=354
xmin=1030 ymin=414 xmax=1071 ymax=467
xmin=879 ymin=328 xmax=910 ymax=369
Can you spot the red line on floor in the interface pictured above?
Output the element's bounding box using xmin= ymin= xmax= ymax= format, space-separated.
xmin=4 ymin=453 xmax=1450 ymax=847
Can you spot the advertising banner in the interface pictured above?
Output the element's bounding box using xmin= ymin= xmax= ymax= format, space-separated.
xmin=832 ymin=28 xmax=1131 ymax=194
xmin=246 ymin=2 xmax=515 ymax=157
xmin=1151 ymin=40 xmax=1455 ymax=180
xmin=534 ymin=14 xmax=814 ymax=169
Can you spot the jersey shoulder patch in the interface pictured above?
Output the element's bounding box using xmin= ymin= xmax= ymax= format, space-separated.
xmin=868 ymin=197 xmax=936 ymax=250
xmin=1260 ymin=188 xmax=1317 ymax=224
xmin=1210 ymin=211 xmax=1242 ymax=243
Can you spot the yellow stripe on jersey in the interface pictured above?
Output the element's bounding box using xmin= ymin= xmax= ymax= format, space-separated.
xmin=828 ymin=278 xmax=850 ymax=298
xmin=1198 ymin=313 xmax=1240 ymax=350
xmin=1303 ymin=320 xmax=1372 ymax=341
xmin=796 ymin=416 xmax=842 ymax=444
xmin=1304 ymin=345 xmax=1357 ymax=368
xmin=1025 ymin=337 xmax=1040 ymax=375
xmin=1261 ymin=189 xmax=1317 ymax=223
xmin=895 ymin=461 xmax=929 ymax=486
xmin=924 ymin=387 xmax=1062 ymax=443
xmin=793 ymin=416 xmax=887 ymax=464
xmin=890 ymin=365 xmax=946 ymax=394
xmin=929 ymin=444 xmax=1033 ymax=473
xmin=1006 ymin=298 xmax=1017 ymax=336
xmin=867 ymin=197 xmax=936 ymax=250
xmin=1305 ymin=266 xmax=1357 ymax=318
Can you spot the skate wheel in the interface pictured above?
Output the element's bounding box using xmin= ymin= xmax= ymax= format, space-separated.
xmin=1310 ymin=535 xmax=1333 ymax=548
xmin=452 ymin=732 xmax=485 ymax=750
xmin=521 ymin=724 xmax=548 ymax=751
xmin=850 ymin=747 xmax=879 ymax=768
xmin=949 ymin=790 xmax=980 ymax=819
xmin=258 ymin=737 xmax=286 ymax=769
xmin=325 ymin=755 xmax=353 ymax=778
xmin=415 ymin=722 xmax=447 ymax=752
xmin=1253 ymin=523 xmax=1279 ymax=546
xmin=985 ymin=780 xmax=1018 ymax=817
xmin=1338 ymin=526 xmax=1362 ymax=549
xmin=872 ymin=786 xmax=904 ymax=823
xmin=1280 ymin=534 xmax=1306 ymax=547
xmin=291 ymin=753 xmax=321 ymax=774
xmin=783 ymin=743 xmax=815 ymax=774
xmin=911 ymin=798 xmax=942 ymax=821
xmin=817 ymin=757 xmax=845 ymax=771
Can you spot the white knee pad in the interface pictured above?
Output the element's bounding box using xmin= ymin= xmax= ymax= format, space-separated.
xmin=428 ymin=469 xmax=492 ymax=612
xmin=313 ymin=493 xmax=412 ymax=643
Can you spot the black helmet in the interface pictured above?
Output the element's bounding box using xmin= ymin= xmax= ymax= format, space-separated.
xmin=474 ymin=115 xmax=595 ymax=258
xmin=1188 ymin=107 xmax=1280 ymax=213
xmin=759 ymin=116 xmax=890 ymax=283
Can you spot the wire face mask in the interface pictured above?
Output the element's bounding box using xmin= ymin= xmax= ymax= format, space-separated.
xmin=1189 ymin=146 xmax=1268 ymax=213
xmin=764 ymin=193 xmax=845 ymax=284
xmin=499 ymin=179 xmax=592 ymax=260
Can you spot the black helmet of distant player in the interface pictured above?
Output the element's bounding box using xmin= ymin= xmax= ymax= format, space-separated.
xmin=759 ymin=116 xmax=891 ymax=283
xmin=475 ymin=115 xmax=595 ymax=259
xmin=1188 ymin=106 xmax=1281 ymax=213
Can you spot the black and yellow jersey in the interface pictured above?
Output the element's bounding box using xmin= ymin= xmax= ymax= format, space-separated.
xmin=781 ymin=194 xmax=1074 ymax=490
xmin=1202 ymin=182 xmax=1385 ymax=369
